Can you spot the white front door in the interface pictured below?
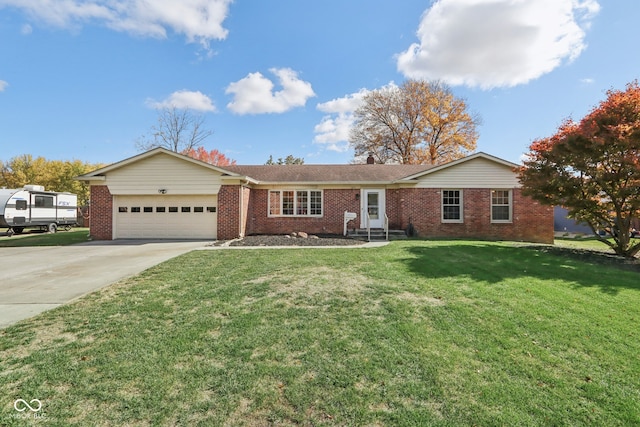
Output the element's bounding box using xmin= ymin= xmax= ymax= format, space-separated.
xmin=361 ymin=189 xmax=385 ymax=228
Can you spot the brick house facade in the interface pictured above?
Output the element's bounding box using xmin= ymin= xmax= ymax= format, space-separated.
xmin=76 ymin=148 xmax=553 ymax=244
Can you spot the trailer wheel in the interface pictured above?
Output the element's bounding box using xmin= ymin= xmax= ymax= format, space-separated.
xmin=7 ymin=229 xmax=14 ymax=237
xmin=12 ymin=227 xmax=24 ymax=234
xmin=48 ymin=223 xmax=58 ymax=233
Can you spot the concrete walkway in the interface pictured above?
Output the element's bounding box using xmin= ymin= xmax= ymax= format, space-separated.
xmin=0 ymin=240 xmax=207 ymax=329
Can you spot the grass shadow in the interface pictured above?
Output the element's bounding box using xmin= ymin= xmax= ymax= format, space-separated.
xmin=401 ymin=241 xmax=640 ymax=295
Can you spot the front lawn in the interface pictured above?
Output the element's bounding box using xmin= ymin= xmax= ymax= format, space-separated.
xmin=1 ymin=240 xmax=638 ymax=425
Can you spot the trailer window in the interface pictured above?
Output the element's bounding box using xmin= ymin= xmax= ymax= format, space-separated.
xmin=16 ymin=200 xmax=27 ymax=210
xmin=35 ymin=195 xmax=54 ymax=208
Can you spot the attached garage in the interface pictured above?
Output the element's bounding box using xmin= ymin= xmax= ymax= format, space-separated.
xmin=76 ymin=149 xmax=244 ymax=240
xmin=114 ymin=195 xmax=217 ymax=239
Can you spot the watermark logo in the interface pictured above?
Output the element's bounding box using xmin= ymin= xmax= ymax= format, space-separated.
xmin=11 ymin=398 xmax=48 ymax=421
xmin=14 ymin=399 xmax=42 ymax=412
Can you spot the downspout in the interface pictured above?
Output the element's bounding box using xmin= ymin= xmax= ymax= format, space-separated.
xmin=239 ymin=185 xmax=244 ymax=238
xmin=238 ymin=183 xmax=244 ymax=237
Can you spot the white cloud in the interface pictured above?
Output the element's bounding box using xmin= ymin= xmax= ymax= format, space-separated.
xmin=0 ymin=0 xmax=231 ymax=45
xmin=313 ymin=85 xmax=399 ymax=152
xmin=313 ymin=89 xmax=370 ymax=152
xmin=21 ymin=24 xmax=33 ymax=35
xmin=225 ymin=68 xmax=316 ymax=115
xmin=313 ymin=114 xmax=353 ymax=152
xmin=146 ymin=90 xmax=216 ymax=112
xmin=0 ymin=80 xmax=7 ymax=92
xmin=396 ymin=0 xmax=600 ymax=89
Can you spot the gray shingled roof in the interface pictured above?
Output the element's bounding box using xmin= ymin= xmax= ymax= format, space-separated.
xmin=223 ymin=164 xmax=434 ymax=183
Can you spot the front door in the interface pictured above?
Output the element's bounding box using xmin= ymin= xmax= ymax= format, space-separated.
xmin=361 ymin=189 xmax=385 ymax=228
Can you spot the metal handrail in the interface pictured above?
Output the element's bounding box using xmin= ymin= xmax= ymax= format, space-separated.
xmin=366 ymin=213 xmax=371 ymax=242
xmin=384 ymin=213 xmax=389 ymax=241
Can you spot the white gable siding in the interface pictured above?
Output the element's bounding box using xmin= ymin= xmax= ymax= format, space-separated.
xmin=414 ymin=157 xmax=521 ymax=188
xmin=104 ymin=153 xmax=223 ymax=195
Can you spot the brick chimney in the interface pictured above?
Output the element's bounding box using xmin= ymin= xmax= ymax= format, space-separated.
xmin=366 ymin=153 xmax=375 ymax=164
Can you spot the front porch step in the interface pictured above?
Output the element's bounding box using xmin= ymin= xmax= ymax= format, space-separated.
xmin=347 ymin=228 xmax=407 ymax=241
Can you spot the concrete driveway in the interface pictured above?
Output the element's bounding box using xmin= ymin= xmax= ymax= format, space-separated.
xmin=0 ymin=240 xmax=208 ymax=329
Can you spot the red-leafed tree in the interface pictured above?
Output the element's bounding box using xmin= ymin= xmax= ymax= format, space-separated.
xmin=182 ymin=147 xmax=236 ymax=166
xmin=519 ymin=81 xmax=640 ymax=258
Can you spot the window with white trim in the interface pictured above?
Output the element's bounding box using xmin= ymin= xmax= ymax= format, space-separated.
xmin=491 ymin=190 xmax=512 ymax=222
xmin=269 ymin=190 xmax=323 ymax=217
xmin=442 ymin=190 xmax=462 ymax=222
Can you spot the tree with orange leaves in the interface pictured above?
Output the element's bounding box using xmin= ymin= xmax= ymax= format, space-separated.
xmin=349 ymin=80 xmax=480 ymax=164
xmin=519 ymin=81 xmax=640 ymax=257
xmin=183 ymin=147 xmax=236 ymax=166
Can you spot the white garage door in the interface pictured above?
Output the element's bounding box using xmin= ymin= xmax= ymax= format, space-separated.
xmin=114 ymin=195 xmax=217 ymax=239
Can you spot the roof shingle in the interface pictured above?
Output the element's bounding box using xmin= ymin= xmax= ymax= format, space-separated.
xmin=223 ymin=164 xmax=434 ymax=183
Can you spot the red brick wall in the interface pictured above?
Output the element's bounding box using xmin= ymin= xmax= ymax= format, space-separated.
xmin=89 ymin=185 xmax=113 ymax=240
xmin=218 ymin=185 xmax=241 ymax=239
xmin=246 ymin=188 xmax=361 ymax=236
xmin=392 ymin=188 xmax=553 ymax=243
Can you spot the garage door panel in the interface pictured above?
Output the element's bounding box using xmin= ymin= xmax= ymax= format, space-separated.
xmin=114 ymin=195 xmax=217 ymax=239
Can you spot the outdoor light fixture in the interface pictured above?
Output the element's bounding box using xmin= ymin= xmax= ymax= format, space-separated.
xmin=158 ymin=189 xmax=167 ymax=194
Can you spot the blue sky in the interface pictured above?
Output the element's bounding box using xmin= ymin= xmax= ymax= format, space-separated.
xmin=0 ymin=0 xmax=638 ymax=166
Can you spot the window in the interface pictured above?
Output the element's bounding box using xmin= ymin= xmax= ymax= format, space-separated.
xmin=143 ymin=207 xmax=153 ymax=213
xmin=35 ymin=195 xmax=54 ymax=208
xmin=296 ymin=191 xmax=308 ymax=215
xmin=269 ymin=192 xmax=281 ymax=215
xmin=156 ymin=207 xmax=166 ymax=213
xmin=310 ymin=191 xmax=322 ymax=215
xmin=206 ymin=207 xmax=216 ymax=213
xmin=132 ymin=207 xmax=141 ymax=213
xmin=118 ymin=207 xmax=128 ymax=213
xmin=491 ymin=190 xmax=512 ymax=222
xmin=194 ymin=207 xmax=204 ymax=213
xmin=169 ymin=207 xmax=178 ymax=213
xmin=282 ymin=191 xmax=294 ymax=215
xmin=442 ymin=190 xmax=462 ymax=222
xmin=268 ymin=190 xmax=323 ymax=217
xmin=16 ymin=200 xmax=27 ymax=210
xmin=181 ymin=207 xmax=191 ymax=213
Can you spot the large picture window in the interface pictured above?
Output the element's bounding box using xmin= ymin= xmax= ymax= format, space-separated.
xmin=491 ymin=190 xmax=512 ymax=222
xmin=269 ymin=190 xmax=323 ymax=217
xmin=442 ymin=190 xmax=462 ymax=222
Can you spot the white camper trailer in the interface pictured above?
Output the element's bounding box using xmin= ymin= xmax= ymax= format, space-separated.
xmin=0 ymin=185 xmax=77 ymax=236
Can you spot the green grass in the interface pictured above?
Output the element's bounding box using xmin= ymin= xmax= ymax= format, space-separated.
xmin=1 ymin=240 xmax=639 ymax=426
xmin=0 ymin=228 xmax=90 ymax=247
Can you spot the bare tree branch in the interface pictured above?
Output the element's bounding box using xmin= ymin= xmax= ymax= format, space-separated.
xmin=136 ymin=107 xmax=214 ymax=152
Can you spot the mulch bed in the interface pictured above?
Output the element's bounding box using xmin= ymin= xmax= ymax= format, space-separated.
xmin=216 ymin=235 xmax=366 ymax=247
